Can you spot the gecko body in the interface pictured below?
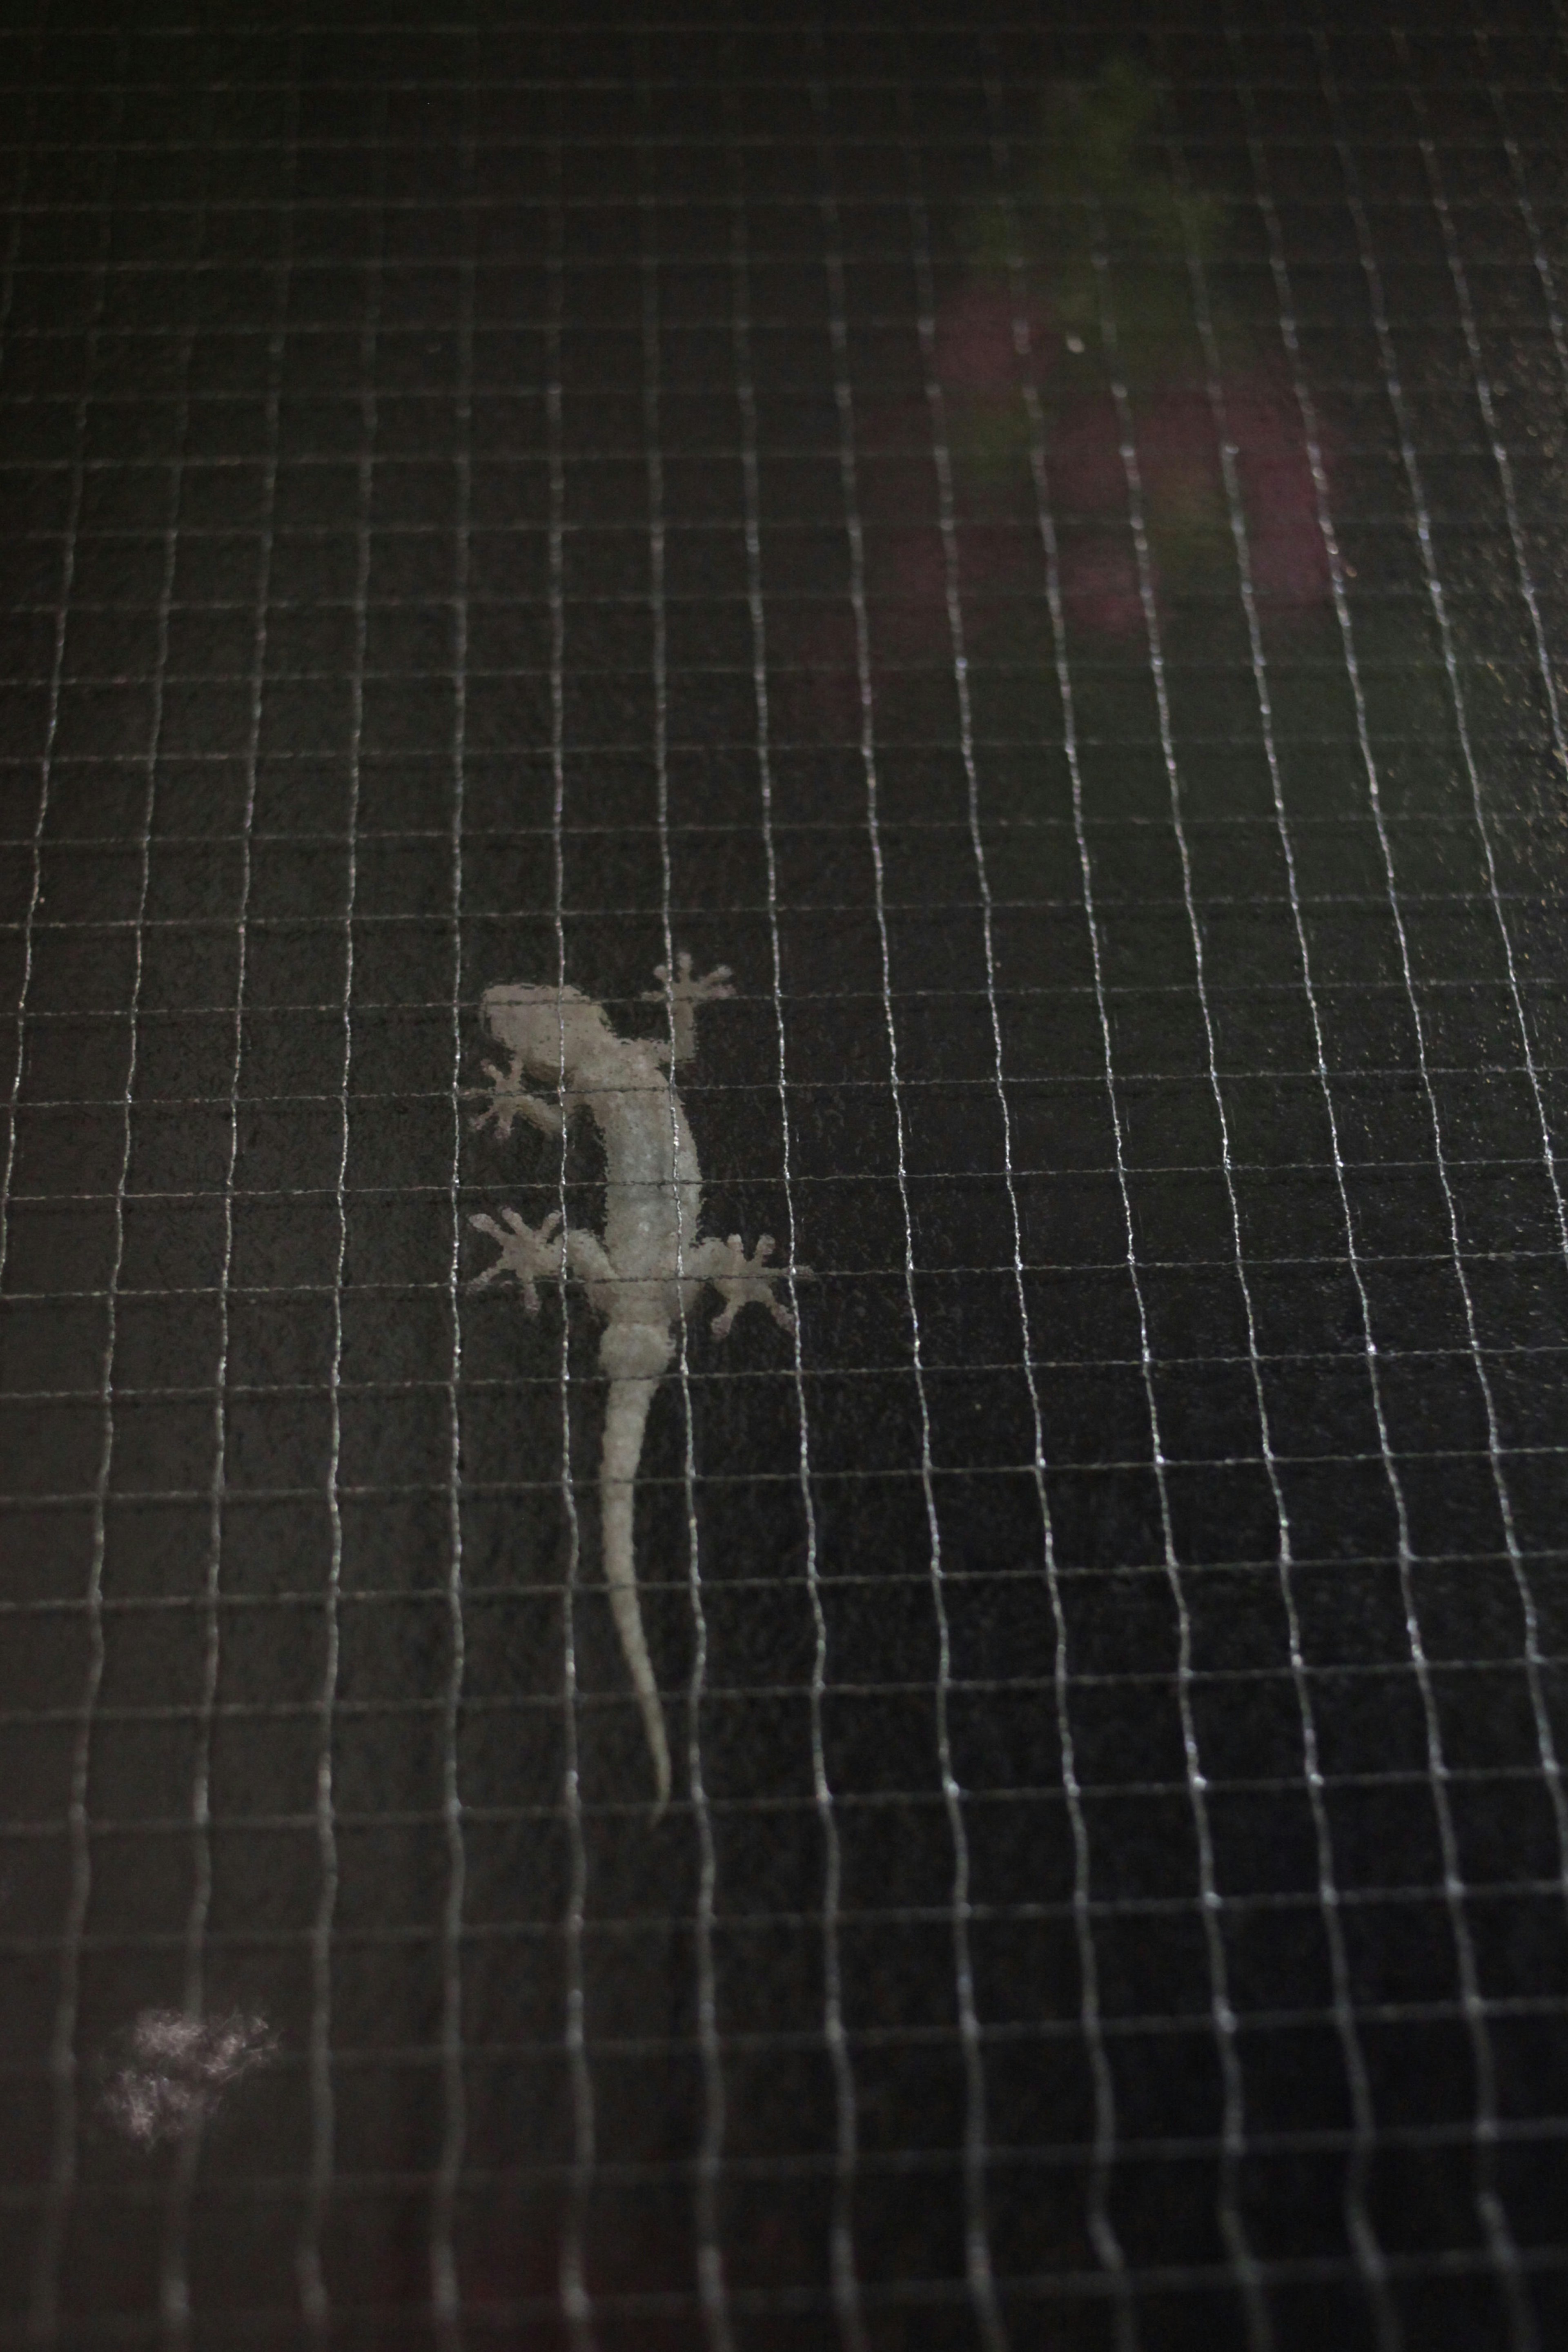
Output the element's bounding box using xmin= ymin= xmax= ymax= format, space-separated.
xmin=469 ymin=959 xmax=801 ymax=1810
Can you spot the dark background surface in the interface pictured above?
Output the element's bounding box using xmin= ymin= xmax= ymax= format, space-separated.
xmin=2 ymin=3 xmax=1568 ymax=2345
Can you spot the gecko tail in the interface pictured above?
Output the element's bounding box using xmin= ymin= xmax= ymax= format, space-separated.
xmin=599 ymin=1328 xmax=677 ymax=1815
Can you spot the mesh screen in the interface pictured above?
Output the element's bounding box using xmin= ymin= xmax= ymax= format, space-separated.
xmin=2 ymin=7 xmax=1568 ymax=2347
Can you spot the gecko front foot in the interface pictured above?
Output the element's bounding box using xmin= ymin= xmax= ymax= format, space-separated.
xmin=465 ymin=1059 xmax=542 ymax=1144
xmin=644 ymin=950 xmax=734 ymax=1012
xmin=469 ymin=1207 xmax=566 ymax=1312
xmin=644 ymin=951 xmax=734 ymax=1065
xmin=704 ymin=1234 xmax=811 ymax=1339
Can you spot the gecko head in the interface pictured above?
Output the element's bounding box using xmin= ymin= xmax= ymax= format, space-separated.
xmin=481 ymin=982 xmax=610 ymax=1077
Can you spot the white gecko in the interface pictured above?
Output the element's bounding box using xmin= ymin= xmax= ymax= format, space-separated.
xmin=467 ymin=955 xmax=803 ymax=1811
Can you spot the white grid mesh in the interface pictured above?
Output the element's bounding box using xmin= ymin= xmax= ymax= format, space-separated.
xmin=2 ymin=11 xmax=1568 ymax=2350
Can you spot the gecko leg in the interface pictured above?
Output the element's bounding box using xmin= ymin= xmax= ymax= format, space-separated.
xmin=464 ymin=1059 xmax=565 ymax=1145
xmin=643 ymin=951 xmax=733 ymax=1065
xmin=468 ymin=1207 xmax=566 ymax=1312
xmin=699 ymin=1233 xmax=811 ymax=1339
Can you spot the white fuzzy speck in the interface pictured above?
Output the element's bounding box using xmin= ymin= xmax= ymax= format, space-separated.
xmin=102 ymin=2008 xmax=278 ymax=2147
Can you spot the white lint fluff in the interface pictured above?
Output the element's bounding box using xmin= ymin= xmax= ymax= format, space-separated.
xmin=102 ymin=2008 xmax=278 ymax=2147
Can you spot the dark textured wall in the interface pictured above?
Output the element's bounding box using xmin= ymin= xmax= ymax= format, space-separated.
xmin=1 ymin=8 xmax=1567 ymax=2347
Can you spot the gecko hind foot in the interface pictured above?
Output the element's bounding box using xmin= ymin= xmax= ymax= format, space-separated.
xmin=469 ymin=1207 xmax=564 ymax=1312
xmin=707 ymin=1234 xmax=811 ymax=1339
